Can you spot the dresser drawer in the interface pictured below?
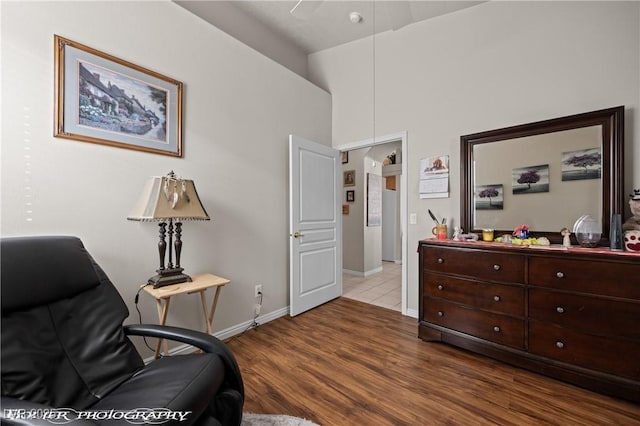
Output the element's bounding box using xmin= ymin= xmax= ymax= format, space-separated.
xmin=529 ymin=256 xmax=640 ymax=299
xmin=424 ymin=272 xmax=524 ymax=316
xmin=529 ymin=289 xmax=640 ymax=340
xmin=425 ymin=298 xmax=525 ymax=349
xmin=529 ymin=320 xmax=640 ymax=379
xmin=423 ymin=246 xmax=525 ymax=283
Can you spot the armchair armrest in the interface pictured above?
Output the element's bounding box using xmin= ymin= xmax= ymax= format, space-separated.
xmin=123 ymin=324 xmax=244 ymax=400
xmin=0 ymin=397 xmax=98 ymax=426
xmin=124 ymin=324 xmax=226 ymax=354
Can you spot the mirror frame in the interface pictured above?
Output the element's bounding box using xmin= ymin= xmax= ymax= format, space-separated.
xmin=461 ymin=106 xmax=624 ymax=245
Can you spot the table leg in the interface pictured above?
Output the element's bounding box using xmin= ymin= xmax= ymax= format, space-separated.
xmin=199 ymin=290 xmax=212 ymax=335
xmin=155 ymin=297 xmax=171 ymax=358
xmin=207 ymin=286 xmax=223 ymax=332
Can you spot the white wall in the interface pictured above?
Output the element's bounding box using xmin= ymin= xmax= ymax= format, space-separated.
xmin=175 ymin=1 xmax=308 ymax=78
xmin=363 ymin=156 xmax=383 ymax=275
xmin=1 ymin=1 xmax=331 ymax=356
xmin=308 ymin=1 xmax=640 ymax=314
xmin=342 ymin=147 xmax=367 ymax=273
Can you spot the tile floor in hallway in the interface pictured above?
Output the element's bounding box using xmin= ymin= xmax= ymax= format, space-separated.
xmin=342 ymin=261 xmax=402 ymax=312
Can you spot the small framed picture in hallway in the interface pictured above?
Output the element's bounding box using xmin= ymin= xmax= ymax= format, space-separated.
xmin=54 ymin=35 xmax=183 ymax=157
xmin=346 ymin=190 xmax=355 ymax=202
xmin=343 ymin=170 xmax=355 ymax=186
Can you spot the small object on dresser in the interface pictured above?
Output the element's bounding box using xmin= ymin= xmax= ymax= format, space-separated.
xmin=624 ymin=230 xmax=640 ymax=252
xmin=610 ymin=214 xmax=623 ymax=251
xmin=622 ymin=190 xmax=640 ymax=231
xmin=453 ymin=226 xmax=463 ymax=240
xmin=428 ymin=209 xmax=440 ymax=225
xmin=622 ymin=192 xmax=640 ymax=252
xmin=513 ymin=224 xmax=529 ymax=240
xmin=482 ymin=229 xmax=494 ymax=242
xmin=573 ymin=215 xmax=601 ymax=248
xmin=561 ymin=227 xmax=571 ymax=248
xmin=459 ymin=233 xmax=479 ymax=241
xmin=536 ymin=237 xmax=551 ymax=246
xmin=432 ymin=224 xmax=448 ymax=240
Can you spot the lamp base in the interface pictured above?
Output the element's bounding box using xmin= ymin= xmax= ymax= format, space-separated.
xmin=148 ymin=268 xmax=192 ymax=288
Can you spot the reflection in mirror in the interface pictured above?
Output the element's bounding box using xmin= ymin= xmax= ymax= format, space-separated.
xmin=461 ymin=106 xmax=624 ymax=245
xmin=474 ymin=126 xmax=602 ymax=231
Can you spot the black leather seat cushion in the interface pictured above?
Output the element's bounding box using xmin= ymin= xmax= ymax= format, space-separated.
xmin=91 ymin=354 xmax=224 ymax=426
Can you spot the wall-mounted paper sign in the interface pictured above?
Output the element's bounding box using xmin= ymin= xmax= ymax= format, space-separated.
xmin=420 ymin=155 xmax=449 ymax=199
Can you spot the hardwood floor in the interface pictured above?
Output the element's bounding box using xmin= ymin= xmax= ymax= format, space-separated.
xmin=225 ymin=298 xmax=640 ymax=425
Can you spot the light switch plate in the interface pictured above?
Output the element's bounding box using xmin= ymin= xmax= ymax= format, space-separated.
xmin=410 ymin=213 xmax=417 ymax=225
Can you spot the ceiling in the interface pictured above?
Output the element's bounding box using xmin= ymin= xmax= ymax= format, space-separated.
xmin=176 ymin=1 xmax=485 ymax=56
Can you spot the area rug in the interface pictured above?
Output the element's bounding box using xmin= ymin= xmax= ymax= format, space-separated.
xmin=241 ymin=412 xmax=320 ymax=426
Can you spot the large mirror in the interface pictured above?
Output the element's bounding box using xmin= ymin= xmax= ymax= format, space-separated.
xmin=461 ymin=106 xmax=624 ymax=245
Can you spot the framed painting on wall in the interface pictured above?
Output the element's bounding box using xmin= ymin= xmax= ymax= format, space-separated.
xmin=346 ymin=190 xmax=355 ymax=202
xmin=54 ymin=35 xmax=183 ymax=157
xmin=343 ymin=170 xmax=355 ymax=187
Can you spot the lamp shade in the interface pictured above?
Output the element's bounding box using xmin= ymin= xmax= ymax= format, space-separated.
xmin=127 ymin=175 xmax=210 ymax=222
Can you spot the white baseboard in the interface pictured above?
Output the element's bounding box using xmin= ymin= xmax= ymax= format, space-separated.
xmin=405 ymin=308 xmax=418 ymax=319
xmin=143 ymin=306 xmax=290 ymax=361
xmin=215 ymin=306 xmax=289 ymax=340
xmin=342 ymin=266 xmax=384 ymax=277
xmin=364 ymin=266 xmax=383 ymax=276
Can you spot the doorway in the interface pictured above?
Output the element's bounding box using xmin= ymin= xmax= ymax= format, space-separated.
xmin=334 ymin=132 xmax=408 ymax=315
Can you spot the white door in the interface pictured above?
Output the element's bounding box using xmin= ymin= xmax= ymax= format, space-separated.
xmin=289 ymin=135 xmax=342 ymax=316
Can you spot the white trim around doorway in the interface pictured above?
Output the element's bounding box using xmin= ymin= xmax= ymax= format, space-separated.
xmin=334 ymin=131 xmax=410 ymax=317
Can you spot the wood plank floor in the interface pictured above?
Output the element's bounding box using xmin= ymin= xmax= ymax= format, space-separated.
xmin=225 ymin=298 xmax=640 ymax=425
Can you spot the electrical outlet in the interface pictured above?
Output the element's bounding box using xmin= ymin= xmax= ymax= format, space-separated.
xmin=254 ymin=284 xmax=262 ymax=298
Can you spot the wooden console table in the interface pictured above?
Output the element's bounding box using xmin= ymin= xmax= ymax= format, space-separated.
xmin=143 ymin=273 xmax=230 ymax=358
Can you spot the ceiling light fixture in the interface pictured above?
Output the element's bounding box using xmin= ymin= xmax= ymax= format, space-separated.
xmin=349 ymin=11 xmax=363 ymax=24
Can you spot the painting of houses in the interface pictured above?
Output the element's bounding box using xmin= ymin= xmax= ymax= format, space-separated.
xmin=78 ymin=61 xmax=166 ymax=143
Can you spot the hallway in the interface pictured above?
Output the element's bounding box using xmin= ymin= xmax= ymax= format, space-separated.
xmin=342 ymin=261 xmax=401 ymax=312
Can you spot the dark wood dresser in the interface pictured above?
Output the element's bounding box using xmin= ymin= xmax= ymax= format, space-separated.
xmin=418 ymin=239 xmax=640 ymax=403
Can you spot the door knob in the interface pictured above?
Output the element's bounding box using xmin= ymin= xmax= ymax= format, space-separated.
xmin=290 ymin=231 xmax=304 ymax=238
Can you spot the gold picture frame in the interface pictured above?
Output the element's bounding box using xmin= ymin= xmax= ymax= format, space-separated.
xmin=54 ymin=35 xmax=183 ymax=157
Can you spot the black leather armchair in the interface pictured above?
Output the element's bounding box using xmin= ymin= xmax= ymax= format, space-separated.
xmin=1 ymin=236 xmax=244 ymax=426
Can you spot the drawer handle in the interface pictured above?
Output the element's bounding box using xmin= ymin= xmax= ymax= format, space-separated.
xmin=556 ymin=272 xmax=565 ymax=279
xmin=556 ymin=341 xmax=565 ymax=349
xmin=437 ymin=258 xmax=444 ymax=264
xmin=493 ymin=295 xmax=501 ymax=302
xmin=556 ymin=306 xmax=565 ymax=313
xmin=493 ymin=326 xmax=501 ymax=333
xmin=437 ymin=284 xmax=444 ymax=291
xmin=493 ymin=264 xmax=501 ymax=271
xmin=437 ymin=311 xmax=444 ymax=317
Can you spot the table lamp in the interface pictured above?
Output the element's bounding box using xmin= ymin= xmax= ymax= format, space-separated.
xmin=128 ymin=171 xmax=210 ymax=287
